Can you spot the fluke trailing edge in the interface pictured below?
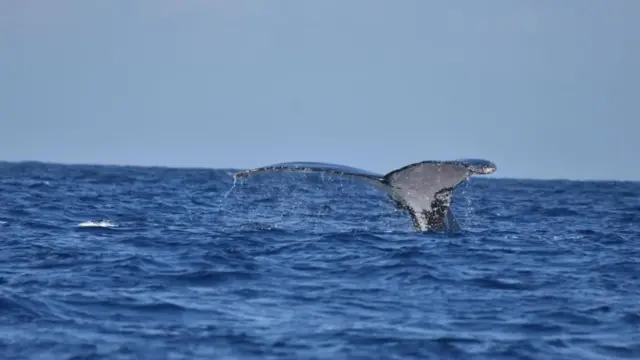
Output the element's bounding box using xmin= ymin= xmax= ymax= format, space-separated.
xmin=233 ymin=159 xmax=497 ymax=232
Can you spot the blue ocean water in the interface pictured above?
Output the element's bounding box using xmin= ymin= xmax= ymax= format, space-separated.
xmin=1 ymin=161 xmax=639 ymax=360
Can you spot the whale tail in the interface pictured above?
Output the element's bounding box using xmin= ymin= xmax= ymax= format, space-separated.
xmin=233 ymin=159 xmax=496 ymax=232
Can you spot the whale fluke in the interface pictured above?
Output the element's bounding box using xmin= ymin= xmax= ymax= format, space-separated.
xmin=233 ymin=159 xmax=496 ymax=232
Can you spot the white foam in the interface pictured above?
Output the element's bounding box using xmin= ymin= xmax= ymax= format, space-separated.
xmin=77 ymin=220 xmax=117 ymax=228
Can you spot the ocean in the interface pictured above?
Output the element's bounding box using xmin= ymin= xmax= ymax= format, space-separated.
xmin=1 ymin=161 xmax=638 ymax=360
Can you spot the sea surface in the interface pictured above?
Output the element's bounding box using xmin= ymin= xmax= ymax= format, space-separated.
xmin=1 ymin=161 xmax=639 ymax=360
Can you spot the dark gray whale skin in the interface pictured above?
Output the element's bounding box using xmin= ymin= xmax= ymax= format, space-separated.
xmin=233 ymin=159 xmax=497 ymax=232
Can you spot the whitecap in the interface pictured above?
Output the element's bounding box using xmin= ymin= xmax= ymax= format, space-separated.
xmin=77 ymin=220 xmax=117 ymax=228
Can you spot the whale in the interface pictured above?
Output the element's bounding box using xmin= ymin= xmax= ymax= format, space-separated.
xmin=232 ymin=159 xmax=496 ymax=232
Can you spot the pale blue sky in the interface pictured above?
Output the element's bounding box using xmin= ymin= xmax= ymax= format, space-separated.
xmin=1 ymin=1 xmax=638 ymax=180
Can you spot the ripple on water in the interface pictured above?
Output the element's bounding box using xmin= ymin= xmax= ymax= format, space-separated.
xmin=0 ymin=163 xmax=639 ymax=359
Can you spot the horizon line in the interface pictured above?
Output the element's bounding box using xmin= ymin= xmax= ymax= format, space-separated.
xmin=1 ymin=159 xmax=637 ymax=184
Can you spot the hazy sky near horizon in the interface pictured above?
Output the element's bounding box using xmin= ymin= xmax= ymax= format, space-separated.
xmin=1 ymin=1 xmax=638 ymax=180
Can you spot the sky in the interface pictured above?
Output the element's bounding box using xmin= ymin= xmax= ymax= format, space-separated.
xmin=1 ymin=0 xmax=638 ymax=181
